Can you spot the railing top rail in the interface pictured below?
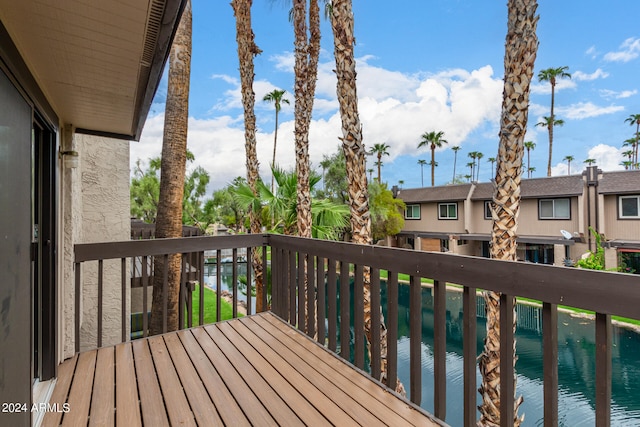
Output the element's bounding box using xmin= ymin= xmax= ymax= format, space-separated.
xmin=267 ymin=234 xmax=640 ymax=320
xmin=75 ymin=234 xmax=267 ymax=263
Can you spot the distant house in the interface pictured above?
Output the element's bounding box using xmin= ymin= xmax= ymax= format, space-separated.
xmin=396 ymin=167 xmax=640 ymax=273
xmin=0 ymin=2 xmax=187 ymax=425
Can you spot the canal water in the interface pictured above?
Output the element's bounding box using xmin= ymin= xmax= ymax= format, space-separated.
xmin=205 ymin=266 xmax=640 ymax=426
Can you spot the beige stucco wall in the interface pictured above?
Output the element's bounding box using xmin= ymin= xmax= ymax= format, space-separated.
xmin=404 ymin=202 xmax=466 ymax=233
xmin=601 ymin=195 xmax=640 ymax=240
xmin=517 ymin=198 xmax=581 ymax=236
xmin=79 ymin=134 xmax=130 ymax=350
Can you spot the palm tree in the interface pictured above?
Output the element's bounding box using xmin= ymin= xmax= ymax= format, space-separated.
xmin=371 ymin=142 xmax=390 ymax=182
xmin=584 ymin=158 xmax=596 ymax=166
xmin=622 ymin=149 xmax=634 ymax=162
xmin=418 ymin=131 xmax=448 ymax=186
xmin=263 ymin=89 xmax=290 ymax=192
xmin=150 ymin=0 xmax=192 ymax=335
xmin=374 ymin=160 xmax=383 ymax=179
xmin=464 ymin=174 xmax=472 ymax=182
xmin=467 ymin=151 xmax=478 ymax=180
xmin=367 ymin=168 xmax=374 ymax=181
xmin=488 ymin=157 xmax=496 ymax=178
xmin=330 ymin=0 xmax=403 ymax=395
xmin=466 ymin=161 xmax=475 ymax=179
xmin=538 ymin=66 xmax=571 ymax=176
xmin=475 ymin=152 xmax=484 ymax=181
xmin=479 ymin=1 xmax=538 ymax=425
xmin=624 ymin=114 xmax=640 ymax=167
xmin=523 ymin=141 xmax=536 ymax=178
xmin=528 ymin=166 xmax=536 ymax=176
xmin=621 ymin=160 xmax=633 ymax=170
xmin=563 ymin=155 xmax=574 ymax=175
xmin=417 ymin=159 xmax=427 ymax=187
xmin=232 ymin=0 xmax=265 ymax=311
xmin=451 ymin=146 xmax=461 ymax=182
xmin=398 ymin=180 xmax=404 ymax=189
xmin=320 ymin=158 xmax=332 ymax=190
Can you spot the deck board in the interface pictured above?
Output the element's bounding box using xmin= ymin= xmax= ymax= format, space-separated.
xmin=45 ymin=312 xmax=441 ymax=426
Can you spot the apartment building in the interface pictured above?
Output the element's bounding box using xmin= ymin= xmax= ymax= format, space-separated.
xmin=396 ymin=166 xmax=640 ymax=273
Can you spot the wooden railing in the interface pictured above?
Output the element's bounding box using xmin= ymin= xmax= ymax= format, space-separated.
xmin=74 ymin=233 xmax=640 ymax=427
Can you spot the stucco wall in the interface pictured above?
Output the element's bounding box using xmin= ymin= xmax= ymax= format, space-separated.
xmin=404 ymin=202 xmax=466 ymax=233
xmin=602 ymin=195 xmax=640 ymax=240
xmin=77 ymin=134 xmax=130 ymax=351
xmin=517 ymin=198 xmax=581 ymax=236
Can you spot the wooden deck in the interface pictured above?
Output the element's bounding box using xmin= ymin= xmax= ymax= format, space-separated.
xmin=42 ymin=312 xmax=441 ymax=426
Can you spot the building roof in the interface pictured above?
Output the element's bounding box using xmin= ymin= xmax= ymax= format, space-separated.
xmin=397 ymin=183 xmax=473 ymax=203
xmin=598 ymin=170 xmax=640 ymax=195
xmin=0 ymin=0 xmax=186 ymax=140
xmin=470 ymin=175 xmax=584 ymax=200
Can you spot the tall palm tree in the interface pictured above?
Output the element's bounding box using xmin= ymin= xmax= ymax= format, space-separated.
xmin=150 ymin=0 xmax=192 ymax=335
xmin=464 ymin=174 xmax=472 ymax=182
xmin=538 ymin=66 xmax=571 ymax=176
xmin=563 ymin=155 xmax=574 ymax=175
xmin=528 ymin=166 xmax=536 ymax=176
xmin=475 ymin=152 xmax=484 ymax=181
xmin=263 ymin=89 xmax=290 ymax=192
xmin=467 ymin=151 xmax=478 ymax=181
xmin=488 ymin=156 xmax=496 ymax=179
xmin=479 ymin=1 xmax=538 ymax=425
xmin=417 ymin=159 xmax=427 ymax=187
xmin=523 ymin=141 xmax=536 ymax=178
xmin=367 ymin=168 xmax=374 ymax=181
xmin=371 ymin=142 xmax=390 ymax=182
xmin=466 ymin=161 xmax=475 ymax=178
xmin=584 ymin=158 xmax=596 ymax=166
xmin=418 ymin=131 xmax=448 ymax=186
xmin=232 ymin=0 xmax=265 ymax=311
xmin=292 ymin=0 xmax=320 ymax=242
xmin=451 ymin=145 xmax=461 ymax=182
xmin=330 ymin=0 xmax=403 ymax=395
xmin=624 ymin=114 xmax=640 ymax=167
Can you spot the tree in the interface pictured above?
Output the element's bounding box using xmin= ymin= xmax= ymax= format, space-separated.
xmin=417 ymin=159 xmax=427 ymax=187
xmin=418 ymin=131 xmax=448 ymax=186
xmin=150 ymin=0 xmax=192 ymax=335
xmin=466 ymin=161 xmax=475 ymax=179
xmin=330 ymin=0 xmax=404 ymax=395
xmin=488 ymin=157 xmax=496 ymax=179
xmin=621 ymin=160 xmax=633 ymax=170
xmin=367 ymin=168 xmax=374 ymax=182
xmin=538 ymin=66 xmax=571 ymax=176
xmin=451 ymin=145 xmax=461 ymax=182
xmin=232 ymin=0 xmax=265 ymax=311
xmin=467 ymin=151 xmax=478 ymax=181
xmin=369 ymin=182 xmax=405 ymax=241
xmin=320 ymin=158 xmax=332 ymax=190
xmin=563 ymin=155 xmax=574 ymax=175
xmin=624 ymin=114 xmax=640 ymax=167
xmin=528 ymin=166 xmax=536 ymax=176
xmin=523 ymin=141 xmax=536 ymax=178
xmin=292 ymin=0 xmax=321 ymax=242
xmin=478 ymin=1 xmax=538 ymax=425
xmin=371 ymin=142 xmax=390 ymax=183
xmin=475 ymin=152 xmax=484 ymax=181
xmin=263 ymin=89 xmax=290 ymax=192
xmin=584 ymin=158 xmax=596 ymax=166
xmin=464 ymin=174 xmax=472 ymax=182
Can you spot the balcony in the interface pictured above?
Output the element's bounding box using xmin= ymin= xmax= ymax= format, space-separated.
xmin=48 ymin=234 xmax=640 ymax=426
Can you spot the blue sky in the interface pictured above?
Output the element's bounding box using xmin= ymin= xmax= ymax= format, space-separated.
xmin=132 ymin=0 xmax=640 ymax=190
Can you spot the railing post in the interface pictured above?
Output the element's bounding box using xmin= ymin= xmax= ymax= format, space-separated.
xmin=353 ymin=264 xmax=365 ymax=370
xmin=339 ymin=261 xmax=350 ymax=361
xmin=121 ymin=258 xmax=127 ymax=343
xmin=370 ymin=267 xmax=381 ymax=381
xmin=595 ymin=313 xmax=612 ymax=427
xmin=499 ymin=293 xmax=515 ymax=427
xmin=386 ymin=272 xmax=398 ymax=390
xmin=409 ymin=275 xmax=422 ymax=405
xmin=97 ymin=259 xmax=103 ymax=348
xmin=75 ymin=261 xmax=81 ymax=353
xmin=463 ymin=286 xmax=477 ymax=427
xmin=543 ymin=302 xmax=558 ymax=427
xmin=327 ymin=258 xmax=337 ymax=352
xmin=433 ymin=280 xmax=446 ymax=421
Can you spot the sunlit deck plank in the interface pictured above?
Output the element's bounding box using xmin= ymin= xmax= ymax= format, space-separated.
xmin=131 ymin=339 xmax=169 ymax=426
xmin=114 ymin=343 xmax=141 ymax=427
xmin=61 ymin=350 xmax=96 ymax=427
xmin=41 ymin=354 xmax=77 ymax=427
xmin=88 ymin=347 xmax=115 ymax=427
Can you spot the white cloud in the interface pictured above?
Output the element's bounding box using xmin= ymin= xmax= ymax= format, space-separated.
xmin=604 ymin=37 xmax=640 ymax=62
xmin=600 ymin=89 xmax=638 ymax=100
xmin=585 ymin=144 xmax=624 ymax=171
xmin=555 ymin=102 xmax=624 ymax=120
xmin=530 ymin=79 xmax=576 ymax=95
xmin=573 ymin=68 xmax=609 ymax=81
xmin=585 ymin=46 xmax=598 ymax=59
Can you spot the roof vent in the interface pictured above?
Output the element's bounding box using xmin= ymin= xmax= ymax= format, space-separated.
xmin=141 ymin=0 xmax=166 ymax=67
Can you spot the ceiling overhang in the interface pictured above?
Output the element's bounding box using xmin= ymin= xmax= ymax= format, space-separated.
xmin=0 ymin=0 xmax=185 ymax=140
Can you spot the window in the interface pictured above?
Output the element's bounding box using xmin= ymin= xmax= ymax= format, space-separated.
xmin=438 ymin=202 xmax=458 ymax=220
xmin=619 ymin=195 xmax=640 ymax=219
xmin=484 ymin=201 xmax=493 ymax=220
xmin=539 ymin=198 xmax=570 ymax=219
xmin=405 ymin=204 xmax=421 ymax=219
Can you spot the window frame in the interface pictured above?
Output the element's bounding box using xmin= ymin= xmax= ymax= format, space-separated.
xmin=438 ymin=202 xmax=458 ymax=220
xmin=405 ymin=204 xmax=421 ymax=220
xmin=618 ymin=195 xmax=640 ymax=219
xmin=484 ymin=200 xmax=493 ymax=220
xmin=538 ymin=198 xmax=571 ymax=220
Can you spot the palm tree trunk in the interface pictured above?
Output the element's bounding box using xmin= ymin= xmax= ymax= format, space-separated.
xmin=150 ymin=0 xmax=192 ymax=335
xmin=478 ymin=0 xmax=538 ymax=425
xmin=547 ymin=83 xmax=555 ymax=177
xmin=271 ymin=107 xmax=279 ymax=193
xmin=330 ymin=0 xmax=404 ymax=396
xmin=431 ymin=146 xmax=435 ymax=186
xmin=232 ymin=0 xmax=264 ymax=311
xmin=452 ymin=152 xmax=457 ymax=182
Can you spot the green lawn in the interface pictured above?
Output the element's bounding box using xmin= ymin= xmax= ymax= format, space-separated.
xmin=188 ymin=284 xmax=240 ymax=326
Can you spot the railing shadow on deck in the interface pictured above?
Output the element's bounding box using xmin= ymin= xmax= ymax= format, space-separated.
xmin=74 ymin=233 xmax=640 ymax=427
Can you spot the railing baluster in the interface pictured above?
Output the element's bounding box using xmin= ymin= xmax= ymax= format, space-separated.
xmin=216 ymin=250 xmax=221 ymax=323
xmin=409 ymin=275 xmax=422 ymax=405
xmin=316 ymin=257 xmax=326 ymax=345
xmin=327 ymin=258 xmax=337 ymax=352
xmin=199 ymin=250 xmax=204 ymax=326
xmin=340 ymin=261 xmax=350 ymax=361
xmin=121 ymin=258 xmax=126 ymax=343
xmin=261 ymin=244 xmax=268 ymax=312
xmin=370 ymin=267 xmax=381 ymax=381
xmin=354 ymin=264 xmax=365 ymax=369
xmin=289 ymin=249 xmax=297 ymax=325
xmin=433 ymin=279 xmax=446 ymax=420
xmin=162 ymin=254 xmax=168 ymax=334
xmin=297 ymin=252 xmax=306 ymax=332
xmin=97 ymin=259 xmax=103 ymax=348
xmin=246 ymin=246 xmax=252 ymax=315
xmin=75 ymin=261 xmax=81 ymax=352
xmin=271 ymin=247 xmax=279 ymax=316
xmin=463 ymin=286 xmax=477 ymax=427
xmin=499 ymin=293 xmax=515 ymax=427
xmin=232 ymin=248 xmax=238 ymax=319
xmin=543 ymin=302 xmax=558 ymax=427
xmin=307 ymin=254 xmax=316 ymax=339
xmin=595 ymin=312 xmax=612 ymax=427
xmin=386 ymin=271 xmax=398 ymax=390
xmin=142 ymin=255 xmax=149 ymax=338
